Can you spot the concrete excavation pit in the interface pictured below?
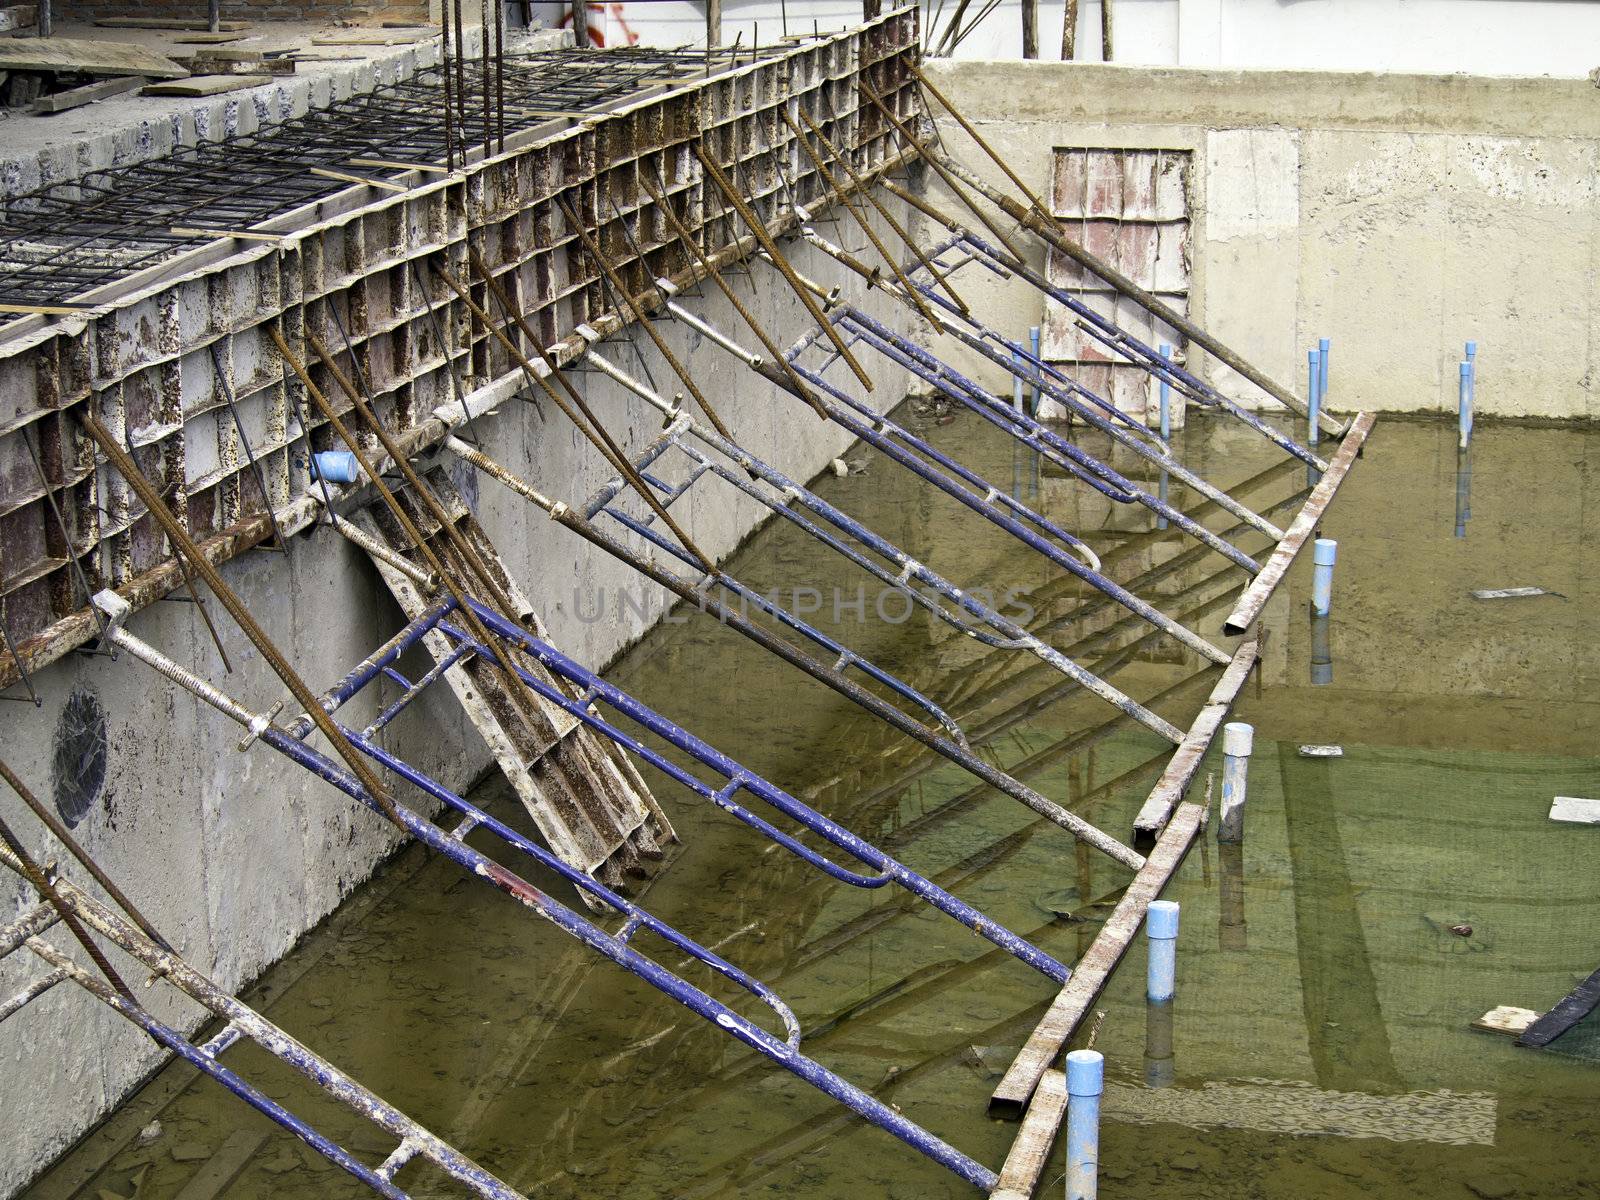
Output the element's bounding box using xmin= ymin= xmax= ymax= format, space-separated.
xmin=0 ymin=10 xmax=1396 ymax=1199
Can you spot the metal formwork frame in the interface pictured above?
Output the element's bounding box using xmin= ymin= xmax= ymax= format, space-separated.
xmin=0 ymin=865 xmax=527 ymax=1200
xmin=0 ymin=13 xmax=925 ymax=698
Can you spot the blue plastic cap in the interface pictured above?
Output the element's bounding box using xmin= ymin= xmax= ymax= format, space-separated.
xmin=1159 ymin=342 xmax=1172 ymax=358
xmin=1320 ymin=337 xmax=1331 ymax=352
xmin=1466 ymin=341 xmax=1477 ymax=356
xmin=1460 ymin=362 xmax=1472 ymax=376
xmin=311 ymin=450 xmax=360 ymax=486
xmin=1029 ymin=325 xmax=1041 ymax=339
xmin=1308 ymin=349 xmax=1319 ymax=364
xmin=1313 ymin=538 xmax=1338 ymax=566
xmin=1066 ymin=1049 xmax=1105 ymax=1096
xmin=1147 ymin=899 xmax=1180 ymax=939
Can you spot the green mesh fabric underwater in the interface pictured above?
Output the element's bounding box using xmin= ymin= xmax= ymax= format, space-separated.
xmin=1539 ymin=998 xmax=1600 ymax=1064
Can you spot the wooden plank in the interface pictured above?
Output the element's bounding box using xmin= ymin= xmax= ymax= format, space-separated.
xmin=169 ymin=226 xmax=286 ymax=242
xmin=171 ymin=1129 xmax=267 ymax=1200
xmin=992 ymin=1069 xmax=1067 ymax=1200
xmin=0 ymin=301 xmax=90 ymax=315
xmin=0 ymin=5 xmax=37 ymax=33
xmin=990 ymin=801 xmax=1207 ymax=1121
xmin=1518 ymin=966 xmax=1600 ymax=1048
xmin=1131 ymin=633 xmax=1259 ymax=841
xmin=308 ymin=166 xmax=410 ymax=193
xmin=1473 ymin=1006 xmax=1539 ymax=1037
xmin=347 ymin=157 xmax=449 ymax=175
xmin=170 ymin=32 xmax=245 ymax=43
xmin=0 ymin=37 xmax=189 ymax=80
xmin=1223 ymin=411 xmax=1377 ymax=635
xmin=95 ymin=16 xmax=249 ymax=29
xmin=142 ymin=74 xmax=271 ymax=96
xmin=31 ymin=75 xmax=144 ymax=113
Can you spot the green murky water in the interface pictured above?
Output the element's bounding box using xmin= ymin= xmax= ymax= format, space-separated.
xmin=29 ymin=410 xmax=1600 ymax=1200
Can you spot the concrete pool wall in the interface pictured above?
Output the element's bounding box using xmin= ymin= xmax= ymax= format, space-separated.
xmin=918 ymin=59 xmax=1600 ymax=422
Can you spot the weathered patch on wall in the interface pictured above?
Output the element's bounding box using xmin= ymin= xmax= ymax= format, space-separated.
xmin=1205 ymin=128 xmax=1300 ymax=242
xmin=52 ymin=686 xmax=107 ymax=827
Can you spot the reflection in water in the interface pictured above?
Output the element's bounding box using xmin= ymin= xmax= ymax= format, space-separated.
xmin=1310 ymin=613 xmax=1333 ymax=686
xmin=1145 ymin=1000 xmax=1176 ymax=1089
xmin=1218 ymin=841 xmax=1246 ymax=951
xmin=1455 ymin=446 xmax=1472 ymax=538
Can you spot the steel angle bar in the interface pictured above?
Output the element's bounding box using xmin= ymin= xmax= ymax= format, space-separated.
xmin=0 ymin=856 xmax=524 ymax=1199
xmin=92 ymin=612 xmax=1001 ymax=1192
xmin=781 ymin=337 xmax=1230 ymax=668
xmin=576 ymin=422 xmax=967 ymax=746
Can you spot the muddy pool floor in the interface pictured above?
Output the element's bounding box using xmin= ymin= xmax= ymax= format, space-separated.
xmin=23 ymin=410 xmax=1600 ymax=1200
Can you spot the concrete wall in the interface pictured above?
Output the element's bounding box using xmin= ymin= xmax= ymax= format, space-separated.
xmin=0 ymin=219 xmax=912 ymax=1199
xmin=920 ymin=59 xmax=1600 ymax=420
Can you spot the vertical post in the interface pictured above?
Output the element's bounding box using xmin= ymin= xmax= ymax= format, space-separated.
xmin=207 ymin=0 xmax=219 ymax=34
xmin=1065 ymin=1050 xmax=1103 ymax=1200
xmin=1217 ymin=722 xmax=1252 ymax=843
xmin=37 ymin=0 xmax=48 ymax=36
xmin=571 ymin=0 xmax=588 ymax=47
xmin=1156 ymin=341 xmax=1171 ymax=530
xmin=1319 ymin=335 xmax=1331 ymax=397
xmin=1061 ymin=0 xmax=1079 ymax=58
xmin=863 ymin=0 xmax=881 ymax=17
xmin=1146 ymin=899 xmax=1179 ymax=1002
xmin=1029 ymin=325 xmax=1042 ymax=416
xmin=1022 ymin=0 xmax=1038 ymax=57
xmin=1454 ymin=447 xmax=1471 ymax=539
xmin=1458 ymin=360 xmax=1473 ymax=449
xmin=1012 ymin=350 xmax=1025 ymax=413
xmin=1311 ymin=537 xmax=1337 ymax=618
xmin=1099 ymin=0 xmax=1113 ymax=60
xmin=1307 ymin=348 xmax=1321 ymax=447
xmin=707 ymin=0 xmax=723 ymax=46
xmin=1144 ymin=993 xmax=1175 ymax=1087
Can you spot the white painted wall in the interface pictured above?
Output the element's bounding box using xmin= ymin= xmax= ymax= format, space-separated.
xmin=536 ymin=0 xmax=1600 ymax=77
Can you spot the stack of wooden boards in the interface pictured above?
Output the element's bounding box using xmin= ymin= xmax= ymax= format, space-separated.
xmin=0 ymin=18 xmax=324 ymax=113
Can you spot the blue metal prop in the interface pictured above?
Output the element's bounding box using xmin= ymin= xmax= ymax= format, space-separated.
xmin=572 ymin=411 xmax=1183 ymax=744
xmin=915 ymin=230 xmax=1330 ymax=472
xmin=783 ymin=335 xmax=1231 ymax=668
xmin=171 ymin=593 xmax=1132 ymax=1191
xmin=578 ymin=421 xmax=967 ymax=747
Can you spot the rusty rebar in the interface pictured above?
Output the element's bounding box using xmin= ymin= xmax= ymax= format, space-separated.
xmin=0 ymin=800 xmax=139 ymax=1008
xmin=780 ymin=108 xmax=940 ymax=328
xmin=0 ymin=756 xmax=174 ymax=954
xmin=439 ymin=251 xmax=718 ymax=576
xmin=577 ymin=193 xmax=744 ymax=446
xmin=80 ymin=411 xmax=406 ymax=831
xmin=692 ymin=143 xmax=875 ymax=393
xmin=797 ymin=105 xmax=970 ymax=315
xmin=639 ymin=169 xmax=827 ymax=419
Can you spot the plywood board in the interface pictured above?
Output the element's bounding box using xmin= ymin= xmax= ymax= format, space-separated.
xmin=0 ymin=37 xmax=189 ymax=80
xmin=1473 ymin=1006 xmax=1538 ymax=1036
xmin=1550 ymin=796 xmax=1600 ymax=825
xmin=142 ymin=74 xmax=271 ymax=97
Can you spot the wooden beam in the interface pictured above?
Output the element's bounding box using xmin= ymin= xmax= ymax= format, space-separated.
xmin=1131 ymin=634 xmax=1259 ymax=842
xmin=1222 ymin=412 xmax=1377 ymax=635
xmin=308 ymin=166 xmax=411 ymax=193
xmin=142 ymin=75 xmax=273 ymax=97
xmin=31 ymin=75 xmax=143 ymax=114
xmin=95 ymin=16 xmax=248 ymax=29
xmin=989 ymin=800 xmax=1207 ymax=1123
xmin=992 ymin=1069 xmax=1066 ymax=1200
xmin=172 ymin=1130 xmax=267 ymax=1200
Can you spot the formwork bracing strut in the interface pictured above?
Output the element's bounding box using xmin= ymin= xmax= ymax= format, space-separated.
xmin=87 ymin=587 xmax=1061 ymax=1192
xmin=0 ymin=792 xmax=528 ymax=1199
